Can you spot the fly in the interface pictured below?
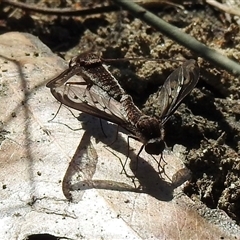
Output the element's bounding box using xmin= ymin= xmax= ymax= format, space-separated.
xmin=46 ymin=53 xmax=200 ymax=159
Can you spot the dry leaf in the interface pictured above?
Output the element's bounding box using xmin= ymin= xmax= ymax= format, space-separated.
xmin=0 ymin=32 xmax=239 ymax=239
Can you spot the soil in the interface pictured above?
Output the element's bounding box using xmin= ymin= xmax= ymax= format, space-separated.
xmin=1 ymin=0 xmax=240 ymax=225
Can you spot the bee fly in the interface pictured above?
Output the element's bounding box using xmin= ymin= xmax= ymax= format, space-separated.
xmin=47 ymin=53 xmax=200 ymax=165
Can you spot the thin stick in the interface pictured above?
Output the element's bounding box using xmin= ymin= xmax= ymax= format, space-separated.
xmin=1 ymin=0 xmax=182 ymax=17
xmin=1 ymin=0 xmax=119 ymax=16
xmin=111 ymin=0 xmax=240 ymax=76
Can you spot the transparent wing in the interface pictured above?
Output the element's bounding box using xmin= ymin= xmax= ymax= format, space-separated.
xmin=46 ymin=65 xmax=83 ymax=88
xmin=50 ymin=79 xmax=136 ymax=135
xmin=158 ymin=59 xmax=200 ymax=125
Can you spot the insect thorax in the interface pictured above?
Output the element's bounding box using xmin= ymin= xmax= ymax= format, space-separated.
xmin=136 ymin=116 xmax=162 ymax=138
xmin=134 ymin=115 xmax=166 ymax=155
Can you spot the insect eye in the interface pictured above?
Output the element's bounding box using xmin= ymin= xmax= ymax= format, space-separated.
xmin=145 ymin=139 xmax=165 ymax=155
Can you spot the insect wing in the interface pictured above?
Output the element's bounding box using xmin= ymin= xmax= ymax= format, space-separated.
xmin=46 ymin=65 xmax=84 ymax=88
xmin=158 ymin=59 xmax=200 ymax=125
xmin=50 ymin=81 xmax=135 ymax=133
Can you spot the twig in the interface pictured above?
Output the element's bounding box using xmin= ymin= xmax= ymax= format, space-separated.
xmin=1 ymin=0 xmax=119 ymax=16
xmin=1 ymin=0 xmax=183 ymax=16
xmin=111 ymin=0 xmax=240 ymax=76
xmin=206 ymin=0 xmax=240 ymax=18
